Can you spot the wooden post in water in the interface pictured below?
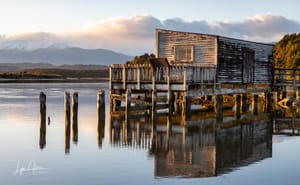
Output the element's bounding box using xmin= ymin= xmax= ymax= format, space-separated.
xmin=64 ymin=92 xmax=71 ymax=126
xmin=235 ymin=94 xmax=241 ymax=119
xmin=64 ymin=92 xmax=71 ymax=154
xmin=215 ymin=95 xmax=223 ymax=122
xmin=39 ymin=92 xmax=46 ymax=149
xmin=97 ymin=90 xmax=105 ymax=148
xmin=252 ymin=94 xmax=259 ymax=115
xmin=242 ymin=94 xmax=247 ymax=113
xmin=39 ymin=92 xmax=46 ymax=125
xmin=72 ymin=92 xmax=78 ymax=144
xmin=125 ymin=89 xmax=131 ymax=121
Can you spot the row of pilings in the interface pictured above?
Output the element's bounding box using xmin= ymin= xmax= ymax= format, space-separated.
xmin=110 ymin=89 xmax=273 ymax=123
xmin=39 ymin=90 xmax=106 ymax=153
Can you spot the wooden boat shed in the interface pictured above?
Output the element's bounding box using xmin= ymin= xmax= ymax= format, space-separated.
xmin=109 ymin=29 xmax=275 ymax=117
xmin=156 ymin=29 xmax=274 ymax=84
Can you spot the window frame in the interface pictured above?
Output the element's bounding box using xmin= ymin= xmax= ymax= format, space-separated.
xmin=173 ymin=45 xmax=195 ymax=63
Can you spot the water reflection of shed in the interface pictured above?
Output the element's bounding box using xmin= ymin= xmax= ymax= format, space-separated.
xmin=110 ymin=112 xmax=273 ymax=177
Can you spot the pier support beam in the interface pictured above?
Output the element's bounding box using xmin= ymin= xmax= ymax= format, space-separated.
xmin=252 ymin=94 xmax=259 ymax=115
xmin=242 ymin=94 xmax=247 ymax=113
xmin=110 ymin=90 xmax=121 ymax=113
xmin=168 ymin=92 xmax=175 ymax=116
xmin=265 ymin=92 xmax=273 ymax=112
xmin=235 ymin=94 xmax=241 ymax=119
xmin=215 ymin=95 xmax=223 ymax=122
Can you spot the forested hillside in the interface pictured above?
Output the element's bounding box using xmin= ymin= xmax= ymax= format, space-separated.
xmin=274 ymin=33 xmax=300 ymax=68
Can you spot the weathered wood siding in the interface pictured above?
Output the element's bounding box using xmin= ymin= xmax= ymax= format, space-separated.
xmin=218 ymin=37 xmax=274 ymax=83
xmin=156 ymin=29 xmax=217 ymax=65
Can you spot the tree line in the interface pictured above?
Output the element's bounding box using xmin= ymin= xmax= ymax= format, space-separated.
xmin=274 ymin=33 xmax=300 ymax=68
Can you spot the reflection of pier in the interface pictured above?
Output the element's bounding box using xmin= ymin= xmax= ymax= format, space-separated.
xmin=110 ymin=111 xmax=273 ymax=177
xmin=273 ymin=109 xmax=300 ymax=135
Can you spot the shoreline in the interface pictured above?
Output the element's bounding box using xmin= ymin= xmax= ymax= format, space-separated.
xmin=0 ymin=78 xmax=109 ymax=83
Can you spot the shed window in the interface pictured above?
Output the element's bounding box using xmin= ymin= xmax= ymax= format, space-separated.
xmin=174 ymin=45 xmax=194 ymax=62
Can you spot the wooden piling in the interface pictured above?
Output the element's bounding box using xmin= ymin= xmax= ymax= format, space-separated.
xmin=242 ymin=94 xmax=247 ymax=113
xmin=39 ymin=92 xmax=46 ymax=149
xmin=72 ymin=92 xmax=78 ymax=144
xmin=64 ymin=92 xmax=71 ymax=154
xmin=97 ymin=90 xmax=105 ymax=124
xmin=97 ymin=90 xmax=105 ymax=148
xmin=252 ymin=94 xmax=259 ymax=115
xmin=64 ymin=92 xmax=71 ymax=126
xmin=235 ymin=94 xmax=241 ymax=118
xmin=215 ymin=95 xmax=223 ymax=122
xmin=265 ymin=92 xmax=273 ymax=112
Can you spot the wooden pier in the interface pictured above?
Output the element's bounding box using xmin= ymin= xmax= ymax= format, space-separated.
xmin=109 ymin=62 xmax=273 ymax=119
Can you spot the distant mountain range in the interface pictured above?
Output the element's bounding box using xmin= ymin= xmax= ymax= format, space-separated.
xmin=0 ymin=46 xmax=132 ymax=66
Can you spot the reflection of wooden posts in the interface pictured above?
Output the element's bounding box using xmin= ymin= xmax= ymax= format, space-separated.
xmin=72 ymin=92 xmax=78 ymax=144
xmin=265 ymin=92 xmax=273 ymax=112
xmin=39 ymin=92 xmax=46 ymax=149
xmin=175 ymin=92 xmax=181 ymax=114
xmin=292 ymin=111 xmax=295 ymax=135
xmin=97 ymin=90 xmax=105 ymax=148
xmin=165 ymin=115 xmax=172 ymax=151
xmin=151 ymin=117 xmax=157 ymax=154
xmin=151 ymin=90 xmax=157 ymax=130
xmin=65 ymin=121 xmax=71 ymax=154
xmin=235 ymin=94 xmax=241 ymax=118
xmin=136 ymin=122 xmax=141 ymax=146
xmin=293 ymin=69 xmax=297 ymax=98
xmin=184 ymin=94 xmax=192 ymax=119
xmin=215 ymin=95 xmax=223 ymax=122
xmin=273 ymin=92 xmax=278 ymax=108
xmin=64 ymin=92 xmax=71 ymax=126
xmin=125 ymin=89 xmax=131 ymax=121
xmin=252 ymin=94 xmax=259 ymax=115
xmin=242 ymin=94 xmax=247 ymax=113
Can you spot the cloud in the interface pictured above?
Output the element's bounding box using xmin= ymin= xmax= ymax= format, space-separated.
xmin=0 ymin=14 xmax=299 ymax=55
xmin=0 ymin=32 xmax=65 ymax=50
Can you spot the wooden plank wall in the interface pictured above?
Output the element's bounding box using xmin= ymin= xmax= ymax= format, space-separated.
xmin=156 ymin=29 xmax=218 ymax=65
xmin=217 ymin=41 xmax=244 ymax=83
xmin=218 ymin=37 xmax=274 ymax=83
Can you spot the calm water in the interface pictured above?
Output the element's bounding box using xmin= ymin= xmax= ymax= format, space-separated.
xmin=0 ymin=83 xmax=300 ymax=185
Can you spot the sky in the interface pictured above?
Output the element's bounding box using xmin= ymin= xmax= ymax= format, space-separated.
xmin=0 ymin=0 xmax=300 ymax=55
